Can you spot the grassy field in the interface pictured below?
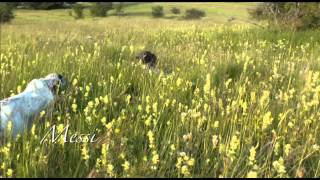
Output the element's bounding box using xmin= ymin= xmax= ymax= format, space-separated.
xmin=11 ymin=2 xmax=259 ymax=25
xmin=0 ymin=2 xmax=320 ymax=178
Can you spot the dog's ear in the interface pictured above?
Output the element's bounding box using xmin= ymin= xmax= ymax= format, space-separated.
xmin=52 ymin=79 xmax=62 ymax=95
xmin=57 ymin=74 xmax=63 ymax=80
xmin=57 ymin=73 xmax=68 ymax=90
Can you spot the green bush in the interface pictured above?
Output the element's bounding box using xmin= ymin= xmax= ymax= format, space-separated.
xmin=184 ymin=8 xmax=206 ymax=20
xmin=90 ymin=2 xmax=112 ymax=17
xmin=171 ymin=7 xmax=181 ymax=15
xmin=247 ymin=3 xmax=266 ymax=21
xmin=72 ymin=4 xmax=84 ymax=19
xmin=0 ymin=3 xmax=14 ymax=23
xmin=114 ymin=2 xmax=125 ymax=16
xmin=18 ymin=2 xmax=65 ymax=10
xmin=248 ymin=2 xmax=320 ymax=30
xmin=152 ymin=6 xmax=164 ymax=18
xmin=6 ymin=2 xmax=19 ymax=8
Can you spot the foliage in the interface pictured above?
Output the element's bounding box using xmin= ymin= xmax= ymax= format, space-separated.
xmin=90 ymin=2 xmax=113 ymax=17
xmin=171 ymin=7 xmax=181 ymax=15
xmin=1 ymin=3 xmax=320 ymax=178
xmin=151 ymin=6 xmax=164 ymax=18
xmin=18 ymin=2 xmax=66 ymax=10
xmin=114 ymin=2 xmax=125 ymax=16
xmin=72 ymin=3 xmax=84 ymax=19
xmin=248 ymin=2 xmax=320 ymax=30
xmin=184 ymin=8 xmax=206 ymax=20
xmin=0 ymin=3 xmax=14 ymax=23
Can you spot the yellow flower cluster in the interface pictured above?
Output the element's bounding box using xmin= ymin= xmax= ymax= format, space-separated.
xmin=175 ymin=152 xmax=195 ymax=177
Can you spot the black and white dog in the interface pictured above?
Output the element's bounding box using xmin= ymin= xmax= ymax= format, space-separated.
xmin=135 ymin=51 xmax=157 ymax=69
xmin=136 ymin=51 xmax=173 ymax=75
xmin=0 ymin=73 xmax=67 ymax=138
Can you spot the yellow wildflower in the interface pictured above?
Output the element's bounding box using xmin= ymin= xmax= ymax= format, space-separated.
xmin=247 ymin=171 xmax=257 ymax=178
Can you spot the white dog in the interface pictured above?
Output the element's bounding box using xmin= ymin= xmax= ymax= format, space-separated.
xmin=0 ymin=73 xmax=67 ymax=138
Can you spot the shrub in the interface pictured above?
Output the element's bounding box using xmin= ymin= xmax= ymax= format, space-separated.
xmin=171 ymin=7 xmax=181 ymax=15
xmin=152 ymin=6 xmax=164 ymax=18
xmin=248 ymin=2 xmax=320 ymax=30
xmin=90 ymin=2 xmax=112 ymax=17
xmin=115 ymin=2 xmax=125 ymax=16
xmin=18 ymin=2 xmax=65 ymax=10
xmin=0 ymin=3 xmax=14 ymax=23
xmin=37 ymin=3 xmax=64 ymax=10
xmin=6 ymin=2 xmax=19 ymax=8
xmin=72 ymin=4 xmax=84 ymax=19
xmin=247 ymin=3 xmax=267 ymax=21
xmin=184 ymin=8 xmax=206 ymax=20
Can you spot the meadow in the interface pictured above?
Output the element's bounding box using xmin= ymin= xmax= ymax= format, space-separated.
xmin=0 ymin=2 xmax=320 ymax=178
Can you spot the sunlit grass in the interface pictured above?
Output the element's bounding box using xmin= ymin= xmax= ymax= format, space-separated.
xmin=0 ymin=4 xmax=320 ymax=178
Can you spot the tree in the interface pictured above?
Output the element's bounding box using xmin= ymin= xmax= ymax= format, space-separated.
xmin=171 ymin=7 xmax=181 ymax=15
xmin=72 ymin=3 xmax=84 ymax=19
xmin=90 ymin=2 xmax=113 ymax=17
xmin=115 ymin=2 xmax=124 ymax=16
xmin=152 ymin=6 xmax=164 ymax=18
xmin=184 ymin=8 xmax=206 ymax=20
xmin=248 ymin=2 xmax=320 ymax=30
xmin=18 ymin=2 xmax=66 ymax=10
xmin=0 ymin=3 xmax=14 ymax=23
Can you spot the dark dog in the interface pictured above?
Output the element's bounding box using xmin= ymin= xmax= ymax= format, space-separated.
xmin=135 ymin=51 xmax=157 ymax=68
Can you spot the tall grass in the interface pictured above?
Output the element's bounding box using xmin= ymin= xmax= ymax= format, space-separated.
xmin=0 ymin=18 xmax=320 ymax=178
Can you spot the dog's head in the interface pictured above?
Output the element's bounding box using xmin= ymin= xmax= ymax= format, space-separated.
xmin=45 ymin=73 xmax=68 ymax=95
